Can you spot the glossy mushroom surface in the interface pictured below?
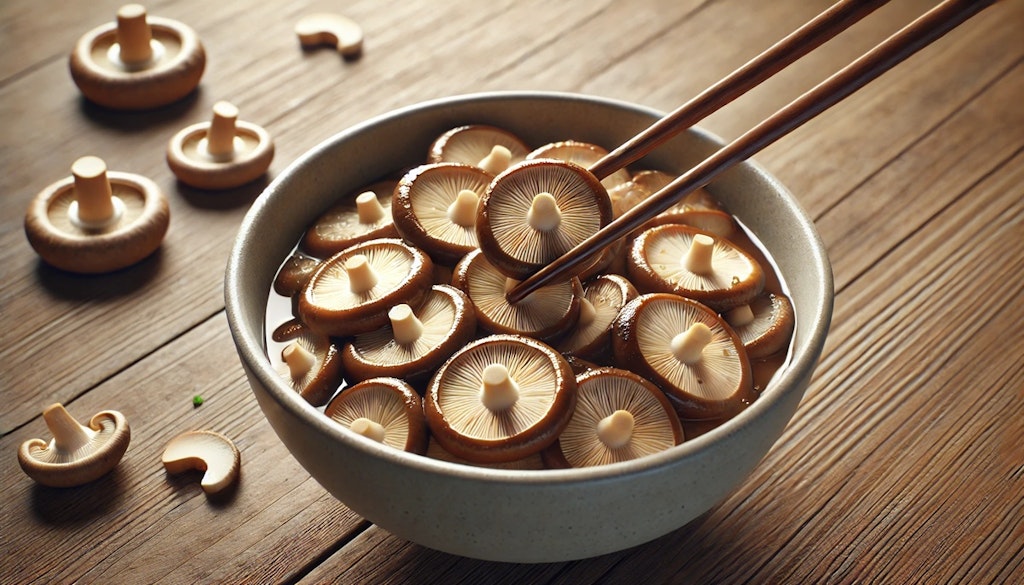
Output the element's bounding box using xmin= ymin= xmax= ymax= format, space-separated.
xmin=24 ymin=155 xmax=170 ymax=273
xmin=69 ymin=4 xmax=205 ymax=110
xmin=324 ymin=378 xmax=428 ymax=454
xmin=424 ymin=334 xmax=577 ymax=463
xmin=724 ymin=292 xmax=796 ymax=360
xmin=300 ymin=180 xmax=399 ymax=258
xmin=274 ymin=323 xmax=344 ymax=406
xmin=557 ymin=274 xmax=638 ymax=362
xmin=341 ymin=285 xmax=477 ymax=386
xmin=273 ymin=251 xmax=320 ymax=297
xmin=298 ymin=238 xmax=433 ymax=336
xmin=613 ymin=293 xmax=755 ymax=420
xmin=427 ymin=124 xmax=530 ymax=175
xmin=542 ymin=367 xmax=683 ymax=468
xmin=18 ymin=403 xmax=130 ymax=488
xmin=167 ymin=101 xmax=275 ymax=190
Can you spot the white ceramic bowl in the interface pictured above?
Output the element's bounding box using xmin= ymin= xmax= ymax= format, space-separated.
xmin=225 ymin=91 xmax=833 ymax=563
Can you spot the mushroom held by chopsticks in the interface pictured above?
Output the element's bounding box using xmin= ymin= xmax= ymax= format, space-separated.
xmin=324 ymin=377 xmax=429 ymax=454
xmin=453 ymin=248 xmax=582 ymax=343
xmin=392 ymin=163 xmax=492 ymax=265
xmin=298 ymin=238 xmax=434 ymax=337
xmin=527 ymin=140 xmax=632 ymax=195
xmin=628 ymin=223 xmax=764 ymax=312
xmin=427 ymin=124 xmax=530 ymax=176
xmin=342 ymin=285 xmax=477 ymax=386
xmin=274 ymin=323 xmax=344 ymax=406
xmin=161 ymin=430 xmax=240 ymax=496
xmin=724 ymin=292 xmax=795 ymax=359
xmin=477 ymin=158 xmax=612 ymax=280
xmin=300 ymin=180 xmax=399 ymax=258
xmin=424 ymin=334 xmax=577 ymax=463
xmin=18 ymin=403 xmax=130 ymax=487
xmin=542 ymin=367 xmax=684 ymax=468
xmin=557 ymin=274 xmax=638 ymax=362
xmin=612 ymin=293 xmax=754 ymax=420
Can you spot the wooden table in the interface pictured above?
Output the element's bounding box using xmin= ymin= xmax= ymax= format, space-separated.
xmin=2 ymin=0 xmax=1022 ymax=582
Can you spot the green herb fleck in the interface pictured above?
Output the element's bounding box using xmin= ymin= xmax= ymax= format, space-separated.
xmin=192 ymin=395 xmax=204 ymax=408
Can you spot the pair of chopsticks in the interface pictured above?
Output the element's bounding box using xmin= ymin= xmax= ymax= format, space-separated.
xmin=507 ymin=0 xmax=998 ymax=303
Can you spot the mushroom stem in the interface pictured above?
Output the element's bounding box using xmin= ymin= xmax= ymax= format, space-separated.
xmin=282 ymin=341 xmax=317 ymax=379
xmin=389 ymin=304 xmax=424 ymax=345
xmin=345 ymin=254 xmax=379 ymax=294
xmin=42 ymin=403 xmax=95 ymax=454
xmin=684 ymin=234 xmax=716 ymax=275
xmin=477 ymin=145 xmax=512 ymax=175
xmin=115 ymin=4 xmax=153 ymax=64
xmin=527 ymin=192 xmax=562 ymax=232
xmin=725 ymin=304 xmax=755 ymax=327
xmin=446 ymin=189 xmax=480 ymax=227
xmin=577 ymin=297 xmax=597 ymax=328
xmin=355 ymin=192 xmax=387 ymax=224
xmin=671 ymin=322 xmax=713 ymax=365
xmin=597 ymin=409 xmax=635 ymax=450
xmin=205 ymin=101 xmax=239 ymax=159
xmin=480 ymin=363 xmax=519 ymax=412
xmin=71 ymin=156 xmax=120 ymax=228
xmin=350 ymin=417 xmax=387 ymax=442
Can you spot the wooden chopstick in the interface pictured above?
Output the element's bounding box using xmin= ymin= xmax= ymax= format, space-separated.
xmin=507 ymin=0 xmax=997 ymax=304
xmin=587 ymin=0 xmax=891 ymax=181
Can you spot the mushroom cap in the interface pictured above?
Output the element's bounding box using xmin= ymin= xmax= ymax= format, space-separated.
xmin=627 ymin=223 xmax=765 ymax=312
xmin=68 ymin=10 xmax=206 ymax=110
xmin=18 ymin=404 xmax=130 ymax=488
xmin=392 ymin=163 xmax=492 ymax=265
xmin=166 ymin=109 xmax=274 ymax=190
xmin=614 ymin=169 xmax=722 ymax=219
xmin=425 ymin=438 xmax=546 ymax=470
xmin=273 ymin=251 xmax=321 ymax=297
xmin=477 ymin=158 xmax=612 ymax=280
xmin=161 ymin=430 xmax=241 ymax=495
xmin=526 ymin=140 xmax=632 ymax=194
xmin=612 ymin=293 xmax=755 ymax=420
xmin=23 ymin=163 xmax=170 ymax=274
xmin=541 ymin=367 xmax=684 ymax=468
xmin=300 ymin=180 xmax=399 ymax=258
xmin=342 ymin=284 xmax=478 ymax=386
xmin=725 ymin=292 xmax=795 ymax=359
xmin=452 ymin=248 xmax=582 ymax=343
xmin=273 ymin=323 xmax=344 ymax=406
xmin=645 ymin=208 xmax=739 ymax=240
xmin=324 ymin=377 xmax=429 ymax=454
xmin=424 ymin=334 xmax=577 ymax=463
xmin=298 ymin=238 xmax=434 ymax=336
xmin=557 ymin=274 xmax=638 ymax=362
xmin=427 ymin=124 xmax=530 ymax=169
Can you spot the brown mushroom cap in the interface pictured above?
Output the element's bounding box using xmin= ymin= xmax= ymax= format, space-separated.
xmin=452 ymin=248 xmax=582 ymax=343
xmin=724 ymin=292 xmax=795 ymax=359
xmin=477 ymin=158 xmax=612 ymax=280
xmin=300 ymin=180 xmax=400 ymax=258
xmin=557 ymin=274 xmax=638 ymax=362
xmin=273 ymin=323 xmax=344 ymax=406
xmin=342 ymin=284 xmax=477 ymax=386
xmin=161 ymin=430 xmax=241 ymax=495
xmin=425 ymin=438 xmax=546 ymax=470
xmin=427 ymin=124 xmax=530 ymax=174
xmin=69 ymin=5 xmax=206 ymax=110
xmin=298 ymin=238 xmax=434 ymax=336
xmin=424 ymin=334 xmax=577 ymax=463
xmin=612 ymin=293 xmax=755 ymax=420
xmin=542 ymin=367 xmax=684 ymax=468
xmin=614 ymin=169 xmax=722 ymax=220
xmin=627 ymin=223 xmax=765 ymax=312
xmin=273 ymin=251 xmax=321 ymax=297
xmin=18 ymin=403 xmax=130 ymax=488
xmin=392 ymin=163 xmax=492 ymax=265
xmin=526 ymin=140 xmax=632 ymax=194
xmin=24 ymin=156 xmax=170 ymax=273
xmin=166 ymin=101 xmax=275 ymax=190
xmin=324 ymin=377 xmax=429 ymax=454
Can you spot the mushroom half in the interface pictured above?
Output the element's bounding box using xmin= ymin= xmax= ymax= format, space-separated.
xmin=161 ymin=430 xmax=241 ymax=495
xmin=18 ymin=403 xmax=131 ymax=488
xmin=424 ymin=334 xmax=577 ymax=463
xmin=324 ymin=377 xmax=429 ymax=454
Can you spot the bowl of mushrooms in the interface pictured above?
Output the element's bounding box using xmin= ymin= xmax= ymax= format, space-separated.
xmin=225 ymin=91 xmax=833 ymax=563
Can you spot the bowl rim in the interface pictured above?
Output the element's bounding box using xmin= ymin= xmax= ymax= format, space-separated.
xmin=225 ymin=90 xmax=834 ymax=485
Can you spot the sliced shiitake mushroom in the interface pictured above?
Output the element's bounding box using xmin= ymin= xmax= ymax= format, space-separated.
xmin=298 ymin=238 xmax=433 ymax=336
xmin=427 ymin=124 xmax=530 ymax=175
xmin=342 ymin=285 xmax=477 ymax=386
xmin=612 ymin=293 xmax=755 ymax=420
xmin=392 ymin=163 xmax=492 ymax=265
xmin=477 ymin=158 xmax=612 ymax=280
xmin=723 ymin=292 xmax=795 ymax=359
xmin=424 ymin=334 xmax=577 ymax=463
xmin=324 ymin=377 xmax=428 ymax=454
xmin=300 ymin=179 xmax=399 ymax=258
xmin=453 ymin=248 xmax=581 ymax=343
xmin=273 ymin=250 xmax=320 ymax=297
xmin=542 ymin=367 xmax=684 ymax=468
xmin=628 ymin=223 xmax=764 ymax=312
xmin=557 ymin=274 xmax=638 ymax=362
xmin=526 ymin=140 xmax=632 ymax=194
xmin=274 ymin=322 xmax=344 ymax=406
